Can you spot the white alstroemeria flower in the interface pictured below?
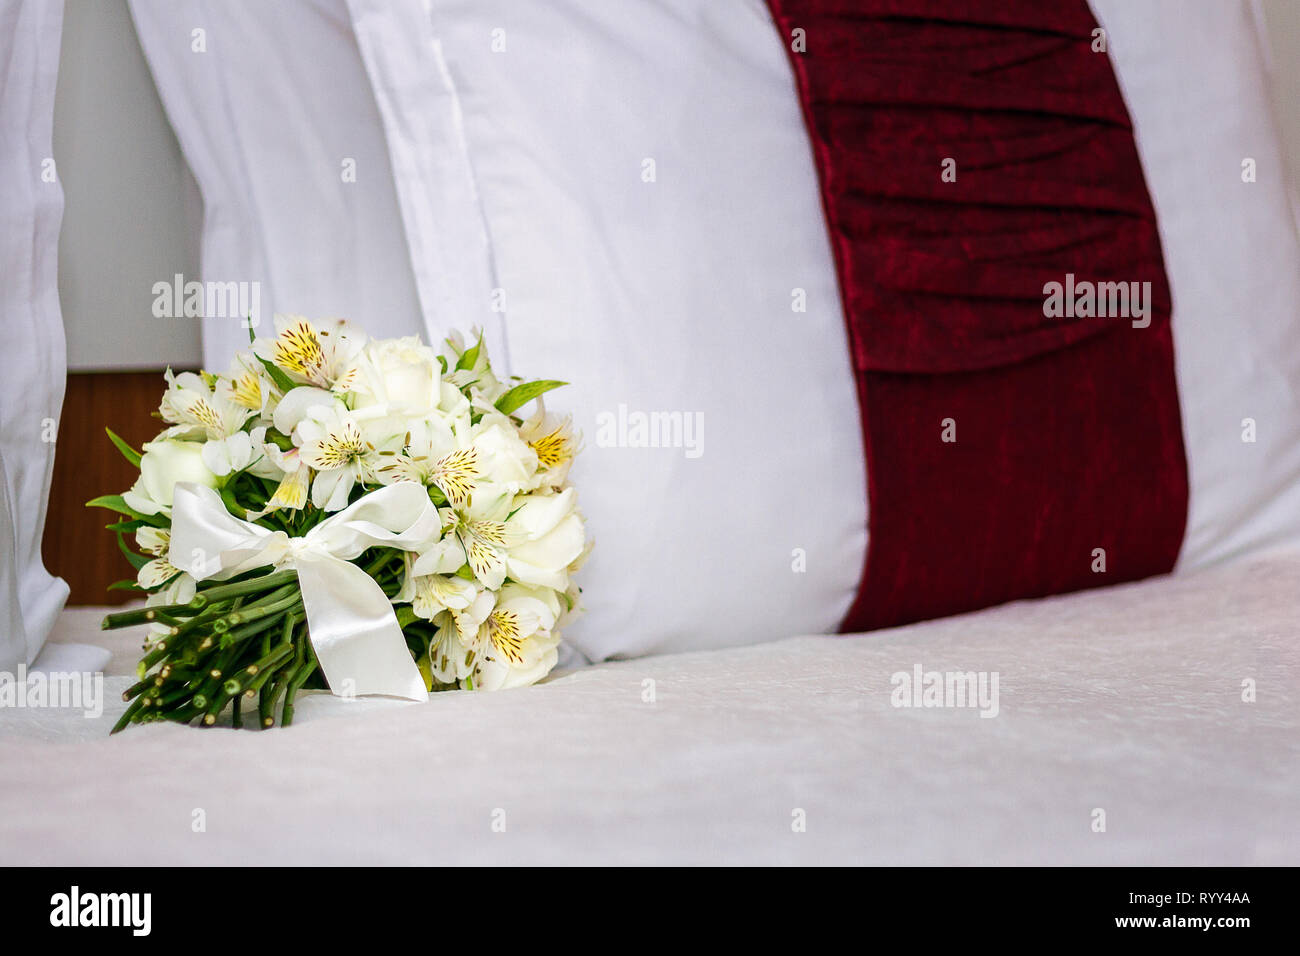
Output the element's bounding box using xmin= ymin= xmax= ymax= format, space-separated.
xmin=427 ymin=589 xmax=495 ymax=684
xmin=426 ymin=616 xmax=467 ymax=686
xmin=376 ymin=416 xmax=480 ymax=508
xmin=158 ymin=369 xmax=252 ymax=440
xmin=461 ymin=584 xmax=563 ymax=691
xmin=253 ymin=314 xmax=366 ymax=391
xmin=518 ymin=398 xmax=578 ymax=488
xmin=393 ymin=532 xmax=465 ymax=617
xmin=295 ymin=405 xmax=396 ymax=511
xmin=381 ymin=407 xmax=531 ymax=506
xmin=134 ymin=526 xmax=181 ymax=589
xmin=400 ymin=531 xmax=482 ymax=624
xmin=405 ymin=522 xmax=469 ymax=578
xmin=135 ymin=525 xmax=169 ymax=555
xmin=411 ymin=573 xmax=478 ymax=622
xmin=201 ymin=425 xmax=278 ymax=479
xmin=477 ymin=627 xmax=560 ymax=691
xmin=123 ymin=439 xmax=219 ymax=516
xmin=223 ymin=354 xmax=279 ymax=419
xmin=427 ymin=617 xmax=468 ymax=685
xmin=442 ymin=491 xmax=515 ymax=589
xmin=504 ymin=486 xmax=586 ymax=590
xmin=352 ymin=336 xmax=443 ymax=419
xmin=244 ymin=445 xmax=311 ymax=521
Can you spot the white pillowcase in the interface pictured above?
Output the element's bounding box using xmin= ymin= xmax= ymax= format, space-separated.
xmin=1091 ymin=0 xmax=1300 ymax=571
xmin=0 ymin=0 xmax=69 ymax=671
xmin=355 ymin=0 xmax=868 ymax=660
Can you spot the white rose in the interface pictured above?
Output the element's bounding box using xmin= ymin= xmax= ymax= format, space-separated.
xmin=353 ymin=336 xmax=442 ymax=419
xmin=122 ymin=439 xmax=218 ymax=515
xmin=505 ymin=487 xmax=586 ymax=590
xmin=470 ymin=415 xmax=538 ymax=491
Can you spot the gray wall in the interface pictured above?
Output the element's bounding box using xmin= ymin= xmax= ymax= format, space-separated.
xmin=53 ymin=0 xmax=201 ymax=371
xmin=1260 ymin=0 xmax=1300 ymax=195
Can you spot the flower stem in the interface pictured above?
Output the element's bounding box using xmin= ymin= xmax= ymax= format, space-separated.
xmin=222 ymin=642 xmax=293 ymax=697
xmin=280 ymin=641 xmax=318 ymax=727
xmin=189 ymin=569 xmax=299 ymax=607
xmin=110 ymin=696 xmax=145 ymax=734
xmin=211 ymin=585 xmax=300 ymax=633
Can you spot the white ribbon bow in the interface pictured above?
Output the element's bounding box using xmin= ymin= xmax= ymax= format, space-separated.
xmin=169 ymin=481 xmax=441 ymax=702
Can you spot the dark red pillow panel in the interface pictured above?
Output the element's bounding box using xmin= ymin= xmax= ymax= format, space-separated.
xmin=765 ymin=0 xmax=1189 ymax=631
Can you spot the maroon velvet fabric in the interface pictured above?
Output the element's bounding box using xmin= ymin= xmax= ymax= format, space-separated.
xmin=765 ymin=0 xmax=1189 ymax=630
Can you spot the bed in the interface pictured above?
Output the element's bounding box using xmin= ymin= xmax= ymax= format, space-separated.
xmin=4 ymin=0 xmax=1300 ymax=870
xmin=4 ymin=550 xmax=1296 ymax=866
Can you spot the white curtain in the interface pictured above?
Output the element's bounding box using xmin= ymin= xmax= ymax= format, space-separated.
xmin=0 ymin=0 xmax=69 ymax=671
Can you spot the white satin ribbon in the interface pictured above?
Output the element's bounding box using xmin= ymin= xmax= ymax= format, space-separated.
xmin=169 ymin=481 xmax=441 ymax=702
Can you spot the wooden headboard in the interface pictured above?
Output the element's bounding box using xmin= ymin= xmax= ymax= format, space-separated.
xmin=44 ymin=370 xmax=194 ymax=605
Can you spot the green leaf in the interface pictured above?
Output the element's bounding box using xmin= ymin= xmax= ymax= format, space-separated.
xmin=115 ymin=531 xmax=150 ymax=571
xmin=494 ymin=379 xmax=566 ymax=416
xmin=219 ymin=482 xmax=245 ymax=519
xmin=454 ymin=564 xmax=475 ymax=581
xmin=104 ymin=428 xmax=142 ymax=467
xmin=86 ymin=494 xmax=140 ymax=516
xmin=264 ymin=427 xmax=294 ymax=451
xmin=257 ymin=354 xmax=298 ymax=394
xmin=88 ymin=495 xmax=170 ymax=528
xmin=107 ymin=579 xmax=145 ymax=593
xmin=455 ymin=332 xmax=483 ymax=371
xmin=104 ymin=519 xmax=145 ymax=533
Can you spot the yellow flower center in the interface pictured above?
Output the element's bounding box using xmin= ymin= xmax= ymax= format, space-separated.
xmin=312 ymin=423 xmax=366 ymax=470
xmin=429 ymin=447 xmax=478 ymax=507
xmin=485 ymin=610 xmax=525 ymax=664
xmin=529 ymin=427 xmax=572 ymax=470
xmin=186 ymin=397 xmax=223 ymax=430
xmin=230 ymin=372 xmax=263 ymax=410
xmin=272 ymin=321 xmax=325 ymax=381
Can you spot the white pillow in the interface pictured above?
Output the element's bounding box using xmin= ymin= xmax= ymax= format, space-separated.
xmin=350 ymin=0 xmax=868 ymax=660
xmin=128 ymin=0 xmax=441 ymax=369
xmin=0 ymin=0 xmax=69 ymax=670
xmin=1091 ymin=0 xmax=1300 ymax=570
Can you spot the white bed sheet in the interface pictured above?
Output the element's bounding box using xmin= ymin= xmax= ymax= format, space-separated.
xmin=1 ymin=552 xmax=1297 ymax=865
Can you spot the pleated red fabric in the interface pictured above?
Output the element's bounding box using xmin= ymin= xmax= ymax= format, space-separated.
xmin=765 ymin=0 xmax=1189 ymax=630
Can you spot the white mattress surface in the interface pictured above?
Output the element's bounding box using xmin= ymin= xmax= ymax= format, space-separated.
xmin=1 ymin=552 xmax=1297 ymax=864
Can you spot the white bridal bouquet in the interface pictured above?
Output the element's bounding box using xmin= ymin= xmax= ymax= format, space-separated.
xmin=91 ymin=316 xmax=588 ymax=732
